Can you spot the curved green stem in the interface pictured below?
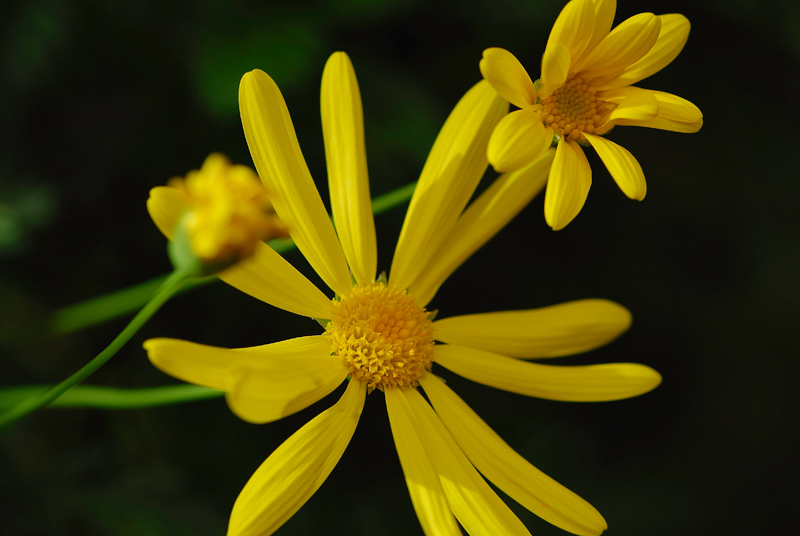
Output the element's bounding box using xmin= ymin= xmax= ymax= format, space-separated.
xmin=0 ymin=269 xmax=194 ymax=429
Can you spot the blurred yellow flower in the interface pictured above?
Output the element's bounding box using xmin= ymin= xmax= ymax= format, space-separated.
xmin=147 ymin=154 xmax=288 ymax=272
xmin=481 ymin=0 xmax=703 ymax=229
xmin=145 ymin=52 xmax=661 ymax=536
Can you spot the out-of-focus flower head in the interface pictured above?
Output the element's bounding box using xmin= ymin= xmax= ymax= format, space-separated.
xmin=147 ymin=153 xmax=288 ymax=275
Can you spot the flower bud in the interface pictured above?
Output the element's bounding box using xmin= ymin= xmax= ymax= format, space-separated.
xmin=148 ymin=153 xmax=288 ymax=275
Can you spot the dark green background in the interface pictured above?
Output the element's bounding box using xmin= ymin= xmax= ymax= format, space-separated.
xmin=1 ymin=0 xmax=797 ymax=534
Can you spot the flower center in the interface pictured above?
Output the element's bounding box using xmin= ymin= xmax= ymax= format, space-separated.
xmin=539 ymin=78 xmax=610 ymax=141
xmin=326 ymin=282 xmax=434 ymax=390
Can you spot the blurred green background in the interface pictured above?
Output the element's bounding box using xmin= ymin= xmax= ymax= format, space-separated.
xmin=1 ymin=0 xmax=797 ymax=534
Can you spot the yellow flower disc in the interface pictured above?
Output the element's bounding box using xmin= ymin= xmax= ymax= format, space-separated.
xmin=540 ymin=77 xmax=613 ymax=141
xmin=326 ymin=282 xmax=434 ymax=390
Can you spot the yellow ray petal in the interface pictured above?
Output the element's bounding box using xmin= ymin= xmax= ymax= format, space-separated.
xmin=435 ymin=344 xmax=662 ymax=401
xmin=389 ymin=80 xmax=507 ymax=291
xmin=218 ymin=242 xmax=333 ymax=319
xmin=584 ymin=133 xmax=646 ymax=200
xmin=582 ymin=0 xmax=617 ymax=61
xmin=487 ymin=110 xmax=552 ymax=173
xmin=618 ymin=115 xmax=702 ymax=133
xmin=146 ymin=186 xmax=190 ymax=240
xmin=479 ymin=48 xmax=537 ymax=109
xmin=239 ymin=69 xmax=352 ymax=297
xmin=540 ymin=42 xmax=571 ymax=99
xmin=144 ymin=338 xmax=233 ymax=390
xmin=544 ymin=139 xmax=592 ymax=231
xmin=227 ymin=379 xmax=365 ymax=536
xmin=615 ymin=90 xmax=702 ymax=133
xmin=143 ymin=335 xmax=332 ymax=394
xmin=404 ymin=387 xmax=532 ymax=536
xmin=321 ymin=52 xmax=376 ymax=286
xmin=410 ymin=149 xmax=555 ymax=307
xmin=420 ymin=375 xmax=607 ymax=536
xmin=601 ymin=86 xmax=660 ymax=122
xmin=600 ymin=14 xmax=690 ymax=90
xmin=575 ymin=13 xmax=661 ymax=80
xmin=234 ymin=334 xmax=332 ymax=356
xmin=226 ymin=351 xmax=349 ymax=424
xmin=432 ymin=299 xmax=631 ymax=358
xmin=648 ymin=90 xmax=703 ymax=123
xmin=385 ymin=388 xmax=462 ymax=536
xmin=543 ymin=0 xmax=595 ymax=90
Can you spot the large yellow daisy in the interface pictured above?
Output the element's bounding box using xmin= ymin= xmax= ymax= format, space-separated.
xmin=145 ymin=52 xmax=661 ymax=536
xmin=480 ymin=0 xmax=703 ymax=230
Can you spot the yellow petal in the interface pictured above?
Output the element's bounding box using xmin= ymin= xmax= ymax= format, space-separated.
xmin=226 ymin=355 xmax=348 ymax=424
xmin=218 ymin=242 xmax=334 ymax=319
xmin=403 ymin=387 xmax=531 ymax=536
xmin=144 ymin=338 xmax=233 ymax=390
xmin=615 ymin=90 xmax=702 ymax=133
xmin=540 ymin=42 xmax=571 ymax=99
xmin=602 ymin=86 xmax=660 ymax=122
xmin=389 ymin=80 xmax=507 ymax=291
xmin=543 ymin=0 xmax=596 ymax=90
xmin=649 ymin=90 xmax=703 ymax=123
xmin=582 ymin=0 xmax=617 ymax=60
xmin=584 ymin=134 xmax=646 ymax=200
xmin=575 ymin=13 xmax=661 ymax=80
xmin=601 ymin=14 xmax=690 ymax=90
xmin=321 ymin=52 xmax=376 ymax=286
xmin=432 ymin=299 xmax=631 ymax=358
xmin=146 ymin=186 xmax=190 ymax=240
xmin=239 ymin=69 xmax=352 ymax=297
xmin=385 ymin=388 xmax=462 ymax=536
xmin=488 ymin=110 xmax=552 ymax=173
xmin=409 ymin=149 xmax=555 ymax=307
xmin=544 ymin=139 xmax=591 ymax=231
xmin=420 ymin=375 xmax=607 ymax=536
xmin=435 ymin=344 xmax=662 ymax=402
xmin=143 ymin=335 xmax=333 ymax=394
xmin=227 ymin=379 xmax=365 ymax=536
xmin=479 ymin=48 xmax=537 ymax=109
xmin=234 ymin=334 xmax=332 ymax=356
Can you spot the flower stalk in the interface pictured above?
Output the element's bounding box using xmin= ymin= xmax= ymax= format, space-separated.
xmin=0 ymin=267 xmax=195 ymax=429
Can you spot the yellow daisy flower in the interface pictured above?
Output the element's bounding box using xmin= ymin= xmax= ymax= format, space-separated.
xmin=480 ymin=0 xmax=703 ymax=230
xmin=144 ymin=52 xmax=661 ymax=536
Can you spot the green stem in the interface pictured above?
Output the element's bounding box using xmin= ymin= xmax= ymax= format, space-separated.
xmin=372 ymin=181 xmax=417 ymax=215
xmin=0 ymin=269 xmax=194 ymax=429
xmin=49 ymin=274 xmax=212 ymax=335
xmin=0 ymin=384 xmax=223 ymax=410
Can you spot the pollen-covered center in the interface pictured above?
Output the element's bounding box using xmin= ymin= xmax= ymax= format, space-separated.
xmin=326 ymin=282 xmax=434 ymax=390
xmin=540 ymin=78 xmax=611 ymax=141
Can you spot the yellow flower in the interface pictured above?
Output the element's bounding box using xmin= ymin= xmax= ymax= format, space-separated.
xmin=147 ymin=154 xmax=288 ymax=273
xmin=145 ymin=52 xmax=661 ymax=536
xmin=480 ymin=0 xmax=703 ymax=230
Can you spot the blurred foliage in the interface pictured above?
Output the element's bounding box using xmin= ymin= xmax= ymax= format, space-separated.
xmin=2 ymin=0 xmax=800 ymax=535
xmin=0 ymin=179 xmax=56 ymax=256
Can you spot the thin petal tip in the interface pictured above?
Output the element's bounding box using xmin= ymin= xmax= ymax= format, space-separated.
xmin=142 ymin=337 xmax=170 ymax=354
xmin=626 ymin=364 xmax=663 ymax=396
